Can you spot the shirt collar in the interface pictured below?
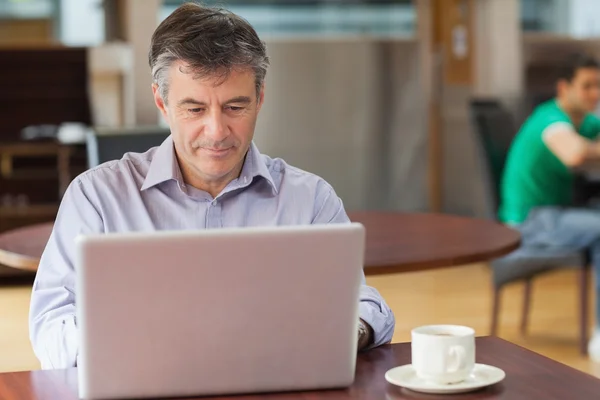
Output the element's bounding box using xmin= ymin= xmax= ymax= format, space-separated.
xmin=140 ymin=135 xmax=183 ymax=191
xmin=237 ymin=141 xmax=278 ymax=194
xmin=141 ymin=136 xmax=278 ymax=194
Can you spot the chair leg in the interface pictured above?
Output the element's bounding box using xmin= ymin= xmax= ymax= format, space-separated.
xmin=520 ymin=278 xmax=533 ymax=336
xmin=491 ymin=287 xmax=501 ymax=336
xmin=580 ymin=264 xmax=591 ymax=356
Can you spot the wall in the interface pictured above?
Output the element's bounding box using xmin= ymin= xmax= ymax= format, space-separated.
xmin=88 ymin=43 xmax=134 ymax=127
xmin=254 ymin=39 xmax=427 ymax=212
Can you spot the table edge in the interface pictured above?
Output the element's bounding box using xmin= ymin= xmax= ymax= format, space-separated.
xmin=0 ymin=248 xmax=39 ymax=271
xmin=364 ymin=238 xmax=521 ymax=275
xmin=4 ymin=336 xmax=600 ymax=399
xmin=483 ymin=335 xmax=600 ymax=380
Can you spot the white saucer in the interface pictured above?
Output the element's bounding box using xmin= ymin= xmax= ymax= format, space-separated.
xmin=385 ymin=363 xmax=506 ymax=394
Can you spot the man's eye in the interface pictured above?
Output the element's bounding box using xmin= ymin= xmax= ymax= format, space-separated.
xmin=227 ymin=106 xmax=245 ymax=112
xmin=189 ymin=108 xmax=203 ymax=114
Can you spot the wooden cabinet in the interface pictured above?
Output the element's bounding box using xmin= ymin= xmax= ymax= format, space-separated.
xmin=0 ymin=47 xmax=91 ymax=232
xmin=0 ymin=142 xmax=87 ymax=232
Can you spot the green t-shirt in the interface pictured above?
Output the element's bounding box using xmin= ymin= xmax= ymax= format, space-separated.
xmin=499 ymin=100 xmax=600 ymax=224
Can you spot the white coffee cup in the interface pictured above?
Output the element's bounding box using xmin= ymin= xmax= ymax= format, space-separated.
xmin=411 ymin=325 xmax=475 ymax=384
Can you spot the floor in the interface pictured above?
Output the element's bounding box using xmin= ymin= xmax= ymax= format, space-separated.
xmin=2 ymin=264 xmax=600 ymax=377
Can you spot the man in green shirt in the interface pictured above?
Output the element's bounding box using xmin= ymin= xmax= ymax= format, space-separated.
xmin=500 ymin=54 xmax=600 ymax=359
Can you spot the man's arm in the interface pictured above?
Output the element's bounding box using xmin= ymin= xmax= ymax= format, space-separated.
xmin=312 ymin=181 xmax=396 ymax=350
xmin=29 ymin=177 xmax=103 ymax=369
xmin=543 ymin=121 xmax=600 ymax=167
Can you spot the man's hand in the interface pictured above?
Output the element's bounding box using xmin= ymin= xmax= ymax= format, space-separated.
xmin=357 ymin=319 xmax=374 ymax=351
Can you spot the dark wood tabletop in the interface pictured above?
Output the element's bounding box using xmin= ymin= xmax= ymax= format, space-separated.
xmin=0 ymin=337 xmax=597 ymax=399
xmin=348 ymin=212 xmax=520 ymax=275
xmin=0 ymin=213 xmax=520 ymax=274
xmin=0 ymin=222 xmax=53 ymax=271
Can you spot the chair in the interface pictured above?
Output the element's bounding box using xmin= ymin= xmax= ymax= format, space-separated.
xmin=86 ymin=126 xmax=170 ymax=168
xmin=470 ymin=98 xmax=591 ymax=355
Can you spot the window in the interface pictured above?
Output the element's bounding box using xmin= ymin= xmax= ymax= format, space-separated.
xmin=0 ymin=0 xmax=53 ymax=18
xmin=160 ymin=0 xmax=415 ymax=39
xmin=521 ymin=0 xmax=600 ymax=38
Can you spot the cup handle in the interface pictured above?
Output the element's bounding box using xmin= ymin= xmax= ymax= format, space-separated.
xmin=446 ymin=345 xmax=466 ymax=373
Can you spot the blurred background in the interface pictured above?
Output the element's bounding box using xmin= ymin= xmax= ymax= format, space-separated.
xmin=2 ymin=0 xmax=600 ymax=377
xmin=5 ymin=0 xmax=600 ymax=231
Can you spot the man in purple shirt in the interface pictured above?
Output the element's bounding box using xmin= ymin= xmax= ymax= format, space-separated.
xmin=29 ymin=3 xmax=395 ymax=369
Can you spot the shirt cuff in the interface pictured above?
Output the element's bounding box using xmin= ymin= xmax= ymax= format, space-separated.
xmin=358 ymin=291 xmax=395 ymax=348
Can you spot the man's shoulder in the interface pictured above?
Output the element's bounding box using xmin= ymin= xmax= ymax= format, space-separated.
xmin=529 ymin=100 xmax=571 ymax=127
xmin=514 ymin=101 xmax=570 ymax=142
xmin=260 ymin=153 xmax=334 ymax=193
xmin=74 ymin=147 xmax=156 ymax=189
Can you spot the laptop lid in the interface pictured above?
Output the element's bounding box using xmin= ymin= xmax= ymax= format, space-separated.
xmin=75 ymin=223 xmax=365 ymax=399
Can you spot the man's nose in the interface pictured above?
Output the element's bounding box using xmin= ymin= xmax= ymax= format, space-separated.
xmin=204 ymin=111 xmax=228 ymax=142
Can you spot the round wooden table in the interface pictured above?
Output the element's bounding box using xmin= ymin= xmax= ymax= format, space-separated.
xmin=0 ymin=223 xmax=53 ymax=271
xmin=349 ymin=212 xmax=520 ymax=275
xmin=0 ymin=213 xmax=520 ymax=274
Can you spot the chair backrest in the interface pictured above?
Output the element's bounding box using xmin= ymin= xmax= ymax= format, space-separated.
xmin=86 ymin=126 xmax=170 ymax=168
xmin=469 ymin=99 xmax=518 ymax=212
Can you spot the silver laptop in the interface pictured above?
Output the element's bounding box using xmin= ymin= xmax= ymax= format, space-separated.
xmin=75 ymin=223 xmax=365 ymax=400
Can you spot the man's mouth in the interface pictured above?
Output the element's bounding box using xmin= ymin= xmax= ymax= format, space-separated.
xmin=200 ymin=147 xmax=232 ymax=156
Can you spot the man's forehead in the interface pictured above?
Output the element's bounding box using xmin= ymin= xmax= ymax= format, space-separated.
xmin=169 ymin=61 xmax=255 ymax=86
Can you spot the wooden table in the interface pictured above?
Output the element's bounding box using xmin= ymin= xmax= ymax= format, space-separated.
xmin=0 ymin=213 xmax=520 ymax=273
xmin=1 ymin=337 xmax=598 ymax=399
xmin=0 ymin=222 xmax=53 ymax=271
xmin=349 ymin=212 xmax=520 ymax=275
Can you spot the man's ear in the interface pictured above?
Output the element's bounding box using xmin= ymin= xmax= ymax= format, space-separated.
xmin=556 ymin=79 xmax=569 ymax=98
xmin=152 ymin=84 xmax=169 ymax=120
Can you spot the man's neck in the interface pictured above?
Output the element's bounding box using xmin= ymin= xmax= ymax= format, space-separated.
xmin=182 ymin=165 xmax=244 ymax=198
xmin=177 ymin=153 xmax=247 ymax=199
xmin=191 ymin=178 xmax=233 ymax=199
xmin=556 ymin=98 xmax=586 ymax=129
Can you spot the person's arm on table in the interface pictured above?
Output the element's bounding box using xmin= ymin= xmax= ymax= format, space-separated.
xmin=312 ymin=181 xmax=396 ymax=351
xmin=29 ymin=176 xmax=103 ymax=369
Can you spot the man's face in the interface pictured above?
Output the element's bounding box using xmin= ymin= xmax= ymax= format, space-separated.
xmin=153 ymin=62 xmax=264 ymax=188
xmin=560 ymin=67 xmax=600 ymax=113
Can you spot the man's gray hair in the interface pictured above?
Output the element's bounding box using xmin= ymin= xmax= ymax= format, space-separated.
xmin=149 ymin=2 xmax=270 ymax=104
